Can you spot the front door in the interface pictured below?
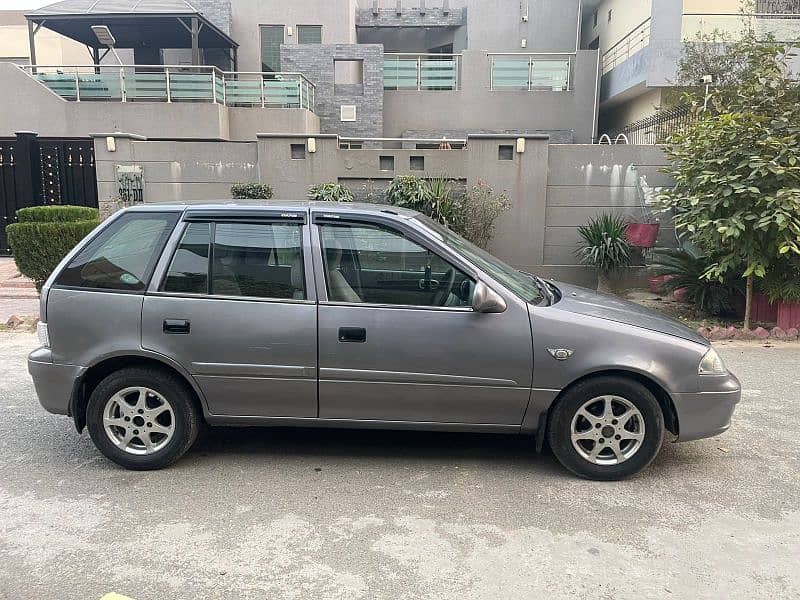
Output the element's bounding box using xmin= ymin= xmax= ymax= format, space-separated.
xmin=314 ymin=216 xmax=533 ymax=425
xmin=142 ymin=214 xmax=317 ymax=418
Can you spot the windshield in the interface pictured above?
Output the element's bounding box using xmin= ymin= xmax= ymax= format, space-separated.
xmin=415 ymin=216 xmax=543 ymax=303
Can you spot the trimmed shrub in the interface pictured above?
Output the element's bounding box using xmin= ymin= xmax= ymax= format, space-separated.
xmin=385 ymin=176 xmax=431 ymax=211
xmin=308 ymin=182 xmax=354 ymax=202
xmin=231 ymin=183 xmax=274 ymax=200
xmin=16 ymin=205 xmax=99 ymax=223
xmin=7 ymin=206 xmax=100 ymax=290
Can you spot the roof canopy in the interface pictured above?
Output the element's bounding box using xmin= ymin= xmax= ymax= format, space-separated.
xmin=26 ymin=0 xmax=237 ymax=50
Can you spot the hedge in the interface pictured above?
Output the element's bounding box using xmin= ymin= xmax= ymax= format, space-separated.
xmin=7 ymin=219 xmax=100 ymax=290
xmin=230 ymin=183 xmax=274 ymax=200
xmin=16 ymin=205 xmax=99 ymax=223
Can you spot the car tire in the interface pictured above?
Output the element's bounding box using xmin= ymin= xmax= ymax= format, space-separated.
xmin=86 ymin=367 xmax=201 ymax=470
xmin=547 ymin=376 xmax=664 ymax=481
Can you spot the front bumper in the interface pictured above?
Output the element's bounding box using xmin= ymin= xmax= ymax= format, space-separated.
xmin=672 ymin=371 xmax=741 ymax=442
xmin=27 ymin=347 xmax=83 ymax=416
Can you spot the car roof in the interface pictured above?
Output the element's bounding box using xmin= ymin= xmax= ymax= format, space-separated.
xmin=124 ymin=200 xmax=421 ymax=219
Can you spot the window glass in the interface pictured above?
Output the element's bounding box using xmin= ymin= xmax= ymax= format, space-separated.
xmin=415 ymin=216 xmax=542 ymax=304
xmin=297 ymin=25 xmax=322 ymax=44
xmin=260 ymin=25 xmax=284 ymax=72
xmin=320 ymin=223 xmax=474 ymax=308
xmin=163 ymin=222 xmax=210 ymax=294
xmin=56 ymin=212 xmax=177 ymax=291
xmin=212 ymin=222 xmax=305 ymax=300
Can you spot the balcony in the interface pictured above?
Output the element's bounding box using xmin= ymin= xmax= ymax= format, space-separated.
xmin=383 ymin=54 xmax=461 ymax=90
xmin=21 ymin=65 xmax=316 ymax=112
xmin=489 ymin=54 xmax=573 ymax=91
xmin=601 ymin=18 xmax=651 ymax=75
xmin=682 ymin=12 xmax=800 ymax=41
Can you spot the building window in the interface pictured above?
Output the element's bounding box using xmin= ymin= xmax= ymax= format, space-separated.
xmin=592 ymin=10 xmax=598 ymax=28
xmin=410 ymin=156 xmax=425 ymax=171
xmin=291 ymin=144 xmax=306 ymax=159
xmin=379 ymin=156 xmax=395 ymax=171
xmin=339 ymin=142 xmax=363 ymax=150
xmin=297 ymin=25 xmax=322 ymax=44
xmin=260 ymin=25 xmax=284 ymax=72
xmin=498 ymin=145 xmax=514 ymax=160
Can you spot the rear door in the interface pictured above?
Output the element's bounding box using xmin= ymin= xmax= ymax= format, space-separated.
xmin=142 ymin=209 xmax=317 ymax=418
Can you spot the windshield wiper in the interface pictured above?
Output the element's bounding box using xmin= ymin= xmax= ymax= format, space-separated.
xmin=519 ymin=270 xmax=555 ymax=306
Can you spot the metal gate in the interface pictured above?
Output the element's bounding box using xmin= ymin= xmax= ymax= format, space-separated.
xmin=0 ymin=133 xmax=97 ymax=254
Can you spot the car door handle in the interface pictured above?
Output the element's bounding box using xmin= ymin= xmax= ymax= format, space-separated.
xmin=163 ymin=319 xmax=190 ymax=334
xmin=338 ymin=327 xmax=366 ymax=343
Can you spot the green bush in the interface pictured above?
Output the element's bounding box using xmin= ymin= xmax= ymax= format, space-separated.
xmin=385 ymin=176 xmax=431 ymax=210
xmin=7 ymin=219 xmax=99 ymax=290
xmin=308 ymin=182 xmax=354 ymax=202
xmin=230 ymin=183 xmax=274 ymax=200
xmin=576 ymin=213 xmax=632 ymax=273
xmin=16 ymin=205 xmax=99 ymax=223
xmin=453 ymin=180 xmax=511 ymax=249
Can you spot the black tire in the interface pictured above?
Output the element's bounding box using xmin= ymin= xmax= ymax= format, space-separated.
xmin=547 ymin=376 xmax=664 ymax=481
xmin=86 ymin=367 xmax=201 ymax=470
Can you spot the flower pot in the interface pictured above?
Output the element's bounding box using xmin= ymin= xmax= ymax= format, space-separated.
xmin=777 ymin=301 xmax=800 ymax=329
xmin=648 ymin=274 xmax=675 ymax=294
xmin=625 ymin=223 xmax=660 ymax=248
xmin=673 ymin=287 xmax=689 ymax=302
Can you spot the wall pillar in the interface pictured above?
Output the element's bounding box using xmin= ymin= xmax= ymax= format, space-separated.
xmin=13 ymin=131 xmax=42 ymax=210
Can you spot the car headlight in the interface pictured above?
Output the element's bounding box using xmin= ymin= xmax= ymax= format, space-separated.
xmin=699 ymin=347 xmax=726 ymax=375
xmin=37 ymin=322 xmax=50 ymax=349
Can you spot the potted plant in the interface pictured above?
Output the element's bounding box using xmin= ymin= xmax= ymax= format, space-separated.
xmin=576 ymin=213 xmax=632 ymax=293
xmin=626 ymin=169 xmax=661 ymax=248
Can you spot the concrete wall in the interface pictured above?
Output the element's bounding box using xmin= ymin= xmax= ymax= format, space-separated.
xmin=0 ymin=63 xmax=320 ymax=141
xmin=231 ymin=0 xmax=359 ymax=72
xmin=383 ymin=50 xmax=599 ymax=143
xmin=112 ymin=132 xmax=672 ymax=285
xmin=0 ymin=11 xmax=89 ymax=66
xmin=580 ymin=0 xmax=652 ymax=55
xmin=94 ymin=135 xmax=259 ymax=209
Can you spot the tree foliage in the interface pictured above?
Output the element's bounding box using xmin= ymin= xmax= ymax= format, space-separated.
xmin=656 ymin=24 xmax=800 ymax=327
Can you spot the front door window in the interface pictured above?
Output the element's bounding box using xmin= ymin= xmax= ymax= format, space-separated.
xmin=319 ymin=223 xmax=474 ymax=308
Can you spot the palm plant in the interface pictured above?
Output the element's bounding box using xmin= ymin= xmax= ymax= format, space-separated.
xmin=650 ymin=245 xmax=743 ymax=316
xmin=307 ymin=182 xmax=354 ymax=202
xmin=576 ymin=213 xmax=632 ymax=292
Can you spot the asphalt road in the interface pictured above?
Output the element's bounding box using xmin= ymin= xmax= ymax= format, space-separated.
xmin=0 ymin=333 xmax=798 ymax=600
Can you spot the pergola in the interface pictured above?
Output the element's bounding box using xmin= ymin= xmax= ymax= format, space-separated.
xmin=25 ymin=0 xmax=239 ymax=69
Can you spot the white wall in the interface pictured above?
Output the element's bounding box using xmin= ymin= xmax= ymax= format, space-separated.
xmin=581 ymin=0 xmax=652 ymax=56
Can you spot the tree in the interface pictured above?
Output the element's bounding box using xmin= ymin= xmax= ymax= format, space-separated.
xmin=657 ymin=27 xmax=800 ymax=330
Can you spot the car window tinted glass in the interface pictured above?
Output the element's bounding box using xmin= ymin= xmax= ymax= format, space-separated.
xmin=56 ymin=212 xmax=177 ymax=291
xmin=162 ymin=222 xmax=210 ymax=294
xmin=320 ymin=223 xmax=474 ymax=307
xmin=212 ymin=222 xmax=305 ymax=300
xmin=415 ymin=216 xmax=542 ymax=303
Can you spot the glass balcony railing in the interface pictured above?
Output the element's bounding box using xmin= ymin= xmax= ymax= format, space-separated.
xmin=384 ymin=54 xmax=460 ymax=90
xmin=21 ymin=65 xmax=316 ymax=111
xmin=489 ymin=54 xmax=572 ymax=91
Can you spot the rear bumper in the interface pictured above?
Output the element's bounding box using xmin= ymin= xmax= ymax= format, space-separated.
xmin=672 ymin=372 xmax=741 ymax=442
xmin=27 ymin=348 xmax=82 ymax=416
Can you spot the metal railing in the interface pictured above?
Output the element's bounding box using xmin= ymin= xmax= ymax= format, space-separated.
xmin=608 ymin=104 xmax=696 ymax=145
xmin=488 ymin=53 xmax=572 ymax=91
xmin=337 ymin=136 xmax=467 ymax=149
xmin=20 ymin=65 xmax=315 ymax=111
xmin=682 ymin=12 xmax=800 ymax=41
xmin=383 ymin=53 xmax=461 ymax=90
xmin=601 ymin=18 xmax=651 ymax=75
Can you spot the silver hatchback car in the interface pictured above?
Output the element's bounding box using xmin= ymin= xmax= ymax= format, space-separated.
xmin=28 ymin=202 xmax=740 ymax=480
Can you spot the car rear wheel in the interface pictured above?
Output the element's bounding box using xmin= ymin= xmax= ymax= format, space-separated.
xmin=86 ymin=367 xmax=201 ymax=470
xmin=547 ymin=376 xmax=664 ymax=480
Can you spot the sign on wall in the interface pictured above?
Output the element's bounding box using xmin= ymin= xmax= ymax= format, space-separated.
xmin=116 ymin=164 xmax=145 ymax=204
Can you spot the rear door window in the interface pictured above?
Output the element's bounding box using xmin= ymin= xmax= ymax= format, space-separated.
xmin=56 ymin=212 xmax=178 ymax=292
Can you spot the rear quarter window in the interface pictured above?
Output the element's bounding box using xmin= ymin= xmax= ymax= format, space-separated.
xmin=55 ymin=212 xmax=178 ymax=292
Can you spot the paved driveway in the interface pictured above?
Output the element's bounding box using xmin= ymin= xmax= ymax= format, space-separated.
xmin=0 ymin=333 xmax=798 ymax=600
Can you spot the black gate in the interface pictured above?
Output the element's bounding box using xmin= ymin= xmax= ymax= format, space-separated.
xmin=0 ymin=133 xmax=97 ymax=254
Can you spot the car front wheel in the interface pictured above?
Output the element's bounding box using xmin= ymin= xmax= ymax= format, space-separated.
xmin=547 ymin=376 xmax=664 ymax=480
xmin=86 ymin=367 xmax=201 ymax=470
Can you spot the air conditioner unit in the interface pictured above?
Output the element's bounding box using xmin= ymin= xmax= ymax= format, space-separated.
xmin=341 ymin=105 xmax=357 ymax=122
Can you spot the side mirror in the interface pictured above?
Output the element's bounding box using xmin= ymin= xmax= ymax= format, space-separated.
xmin=472 ymin=281 xmax=507 ymax=313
